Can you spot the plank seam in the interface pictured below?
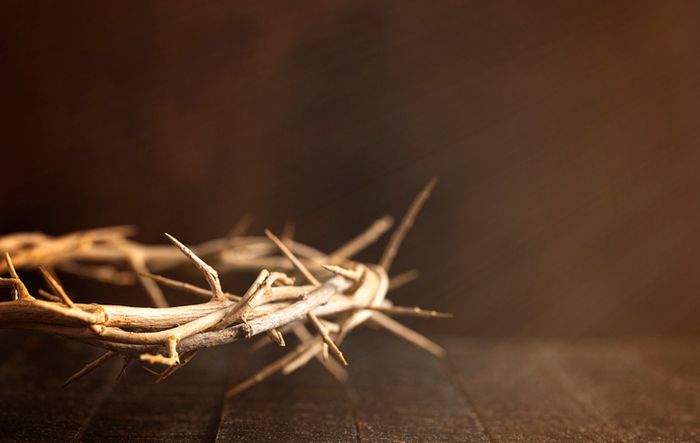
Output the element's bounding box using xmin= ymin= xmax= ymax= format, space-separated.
xmin=443 ymin=356 xmax=496 ymax=443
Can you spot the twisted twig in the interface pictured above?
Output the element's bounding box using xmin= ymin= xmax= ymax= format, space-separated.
xmin=0 ymin=179 xmax=449 ymax=396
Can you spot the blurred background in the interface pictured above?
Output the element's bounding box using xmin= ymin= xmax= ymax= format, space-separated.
xmin=2 ymin=1 xmax=699 ymax=337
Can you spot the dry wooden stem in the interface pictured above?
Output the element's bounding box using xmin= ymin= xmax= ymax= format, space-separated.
xmin=0 ymin=177 xmax=447 ymax=397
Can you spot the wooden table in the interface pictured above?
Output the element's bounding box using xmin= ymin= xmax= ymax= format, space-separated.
xmin=0 ymin=331 xmax=697 ymax=442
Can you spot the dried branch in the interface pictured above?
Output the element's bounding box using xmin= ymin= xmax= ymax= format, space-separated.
xmin=0 ymin=178 xmax=447 ymax=398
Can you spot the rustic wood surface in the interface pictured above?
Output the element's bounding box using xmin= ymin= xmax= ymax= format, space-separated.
xmin=1 ymin=331 xmax=698 ymax=442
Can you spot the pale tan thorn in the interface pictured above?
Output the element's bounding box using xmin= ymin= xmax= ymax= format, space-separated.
xmin=165 ymin=233 xmax=225 ymax=302
xmin=243 ymin=270 xmax=270 ymax=299
xmin=57 ymin=261 xmax=136 ymax=285
xmin=319 ymin=353 xmax=348 ymax=382
xmin=44 ymin=266 xmax=64 ymax=287
xmin=219 ymin=269 xmax=270 ymax=327
xmin=129 ymin=253 xmax=169 ymax=308
xmin=137 ymin=271 xmax=240 ymax=301
xmin=318 ymin=318 xmax=340 ymax=334
xmin=263 ymin=272 xmax=295 ymax=289
xmin=282 ymin=340 xmax=322 ymax=375
xmin=371 ymin=311 xmax=446 ymax=357
xmin=281 ymin=220 xmax=296 ymax=243
xmin=248 ymin=325 xmax=293 ymax=352
xmin=39 ymin=266 xmax=76 ymax=308
xmin=367 ymin=305 xmax=453 ymax=319
xmin=226 ymin=341 xmax=316 ymax=398
xmin=330 ymin=215 xmax=394 ymax=260
xmin=388 ymin=269 xmax=420 ymax=291
xmin=379 ymin=177 xmax=439 ymax=272
xmin=37 ymin=289 xmax=62 ymax=303
xmin=308 ymin=312 xmax=348 ymax=366
xmin=62 ymin=351 xmax=118 ymax=387
xmin=226 ymin=214 xmax=253 ymax=242
xmin=266 ymin=328 xmax=286 ymax=347
xmin=117 ymin=357 xmax=133 ymax=381
xmin=157 ymin=350 xmax=200 ymax=383
xmin=221 ymin=215 xmax=253 ymax=259
xmin=321 ymin=264 xmax=364 ymax=282
xmin=265 ymin=229 xmax=320 ymax=286
xmin=284 ymin=326 xmax=348 ymax=382
xmin=78 ymin=224 xmax=138 ymax=241
xmin=141 ymin=366 xmax=161 ymax=377
xmin=3 ymin=252 xmax=32 ymax=300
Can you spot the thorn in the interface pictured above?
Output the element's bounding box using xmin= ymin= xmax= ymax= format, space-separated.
xmin=388 ymin=269 xmax=420 ymax=291
xmin=308 ymin=312 xmax=348 ymax=366
xmin=141 ymin=366 xmax=162 ymax=377
xmin=157 ymin=350 xmax=200 ymax=383
xmin=368 ymin=305 xmax=453 ymax=318
xmin=117 ymin=357 xmax=133 ymax=381
xmin=129 ymin=253 xmax=169 ymax=308
xmin=371 ymin=312 xmax=446 ymax=358
xmin=265 ymin=229 xmax=320 ymax=286
xmin=281 ymin=220 xmax=296 ymax=243
xmin=165 ymin=233 xmax=225 ymax=302
xmin=3 ymin=252 xmax=32 ymax=300
xmin=226 ymin=215 xmax=253 ymax=242
xmin=63 ymin=351 xmax=118 ymax=387
xmin=379 ymin=177 xmax=438 ymax=272
xmin=37 ymin=288 xmax=62 ymax=302
xmin=57 ymin=261 xmax=136 ymax=285
xmin=137 ymin=271 xmax=240 ymax=301
xmin=321 ymin=264 xmax=364 ymax=282
xmin=331 ymin=215 xmax=394 ymax=259
xmin=219 ymin=269 xmax=270 ymax=327
xmin=221 ymin=215 xmax=254 ymax=260
xmin=39 ymin=266 xmax=75 ymax=308
xmin=266 ymin=328 xmax=286 ymax=347
xmin=226 ymin=341 xmax=316 ymax=398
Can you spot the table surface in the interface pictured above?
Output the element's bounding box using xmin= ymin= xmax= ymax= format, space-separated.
xmin=0 ymin=331 xmax=698 ymax=442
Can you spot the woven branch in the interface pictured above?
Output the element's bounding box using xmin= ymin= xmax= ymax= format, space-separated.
xmin=0 ymin=179 xmax=449 ymax=396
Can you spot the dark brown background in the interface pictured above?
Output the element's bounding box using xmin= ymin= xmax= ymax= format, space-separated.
xmin=2 ymin=1 xmax=699 ymax=336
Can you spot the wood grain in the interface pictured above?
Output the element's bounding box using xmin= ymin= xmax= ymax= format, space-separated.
xmin=0 ymin=335 xmax=121 ymax=441
xmin=1 ymin=334 xmax=699 ymax=441
xmin=445 ymin=338 xmax=621 ymax=442
xmin=215 ymin=342 xmax=358 ymax=442
xmin=81 ymin=346 xmax=233 ymax=442
xmin=549 ymin=339 xmax=700 ymax=441
xmin=346 ymin=333 xmax=489 ymax=443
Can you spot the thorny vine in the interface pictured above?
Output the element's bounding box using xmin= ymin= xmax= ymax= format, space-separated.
xmin=0 ymin=178 xmax=450 ymax=397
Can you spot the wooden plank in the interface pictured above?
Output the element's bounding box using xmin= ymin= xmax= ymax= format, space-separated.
xmin=346 ymin=332 xmax=489 ymax=443
xmin=215 ymin=340 xmax=358 ymax=442
xmin=0 ymin=334 xmax=121 ymax=441
xmin=81 ymin=345 xmax=234 ymax=442
xmin=549 ymin=339 xmax=700 ymax=441
xmin=2 ymin=335 xmax=698 ymax=441
xmin=445 ymin=337 xmax=621 ymax=442
xmin=630 ymin=338 xmax=700 ymax=385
